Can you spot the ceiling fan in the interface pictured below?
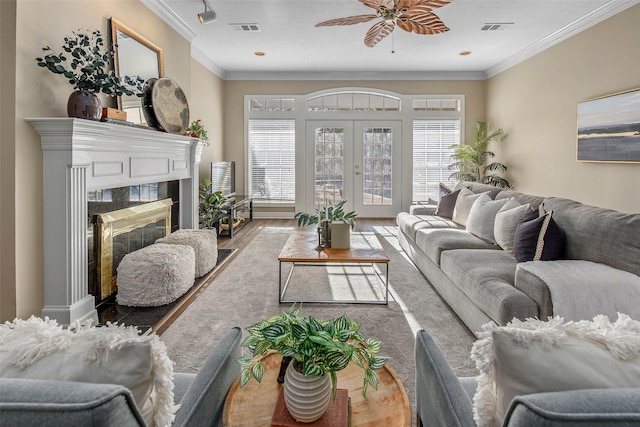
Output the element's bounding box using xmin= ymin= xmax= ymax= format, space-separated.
xmin=316 ymin=0 xmax=453 ymax=48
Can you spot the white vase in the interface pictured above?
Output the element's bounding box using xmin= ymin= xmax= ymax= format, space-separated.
xmin=283 ymin=362 xmax=332 ymax=423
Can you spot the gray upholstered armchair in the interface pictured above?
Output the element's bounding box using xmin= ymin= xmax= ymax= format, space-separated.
xmin=0 ymin=327 xmax=242 ymax=427
xmin=415 ymin=329 xmax=640 ymax=427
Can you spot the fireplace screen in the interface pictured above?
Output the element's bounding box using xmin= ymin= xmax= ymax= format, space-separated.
xmin=97 ymin=198 xmax=172 ymax=299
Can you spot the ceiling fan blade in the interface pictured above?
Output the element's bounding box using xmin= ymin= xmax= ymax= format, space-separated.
xmin=360 ymin=0 xmax=395 ymax=10
xmin=397 ymin=10 xmax=449 ymax=34
xmin=422 ymin=0 xmax=454 ymax=9
xmin=396 ymin=0 xmax=427 ymax=10
xmin=364 ymin=21 xmax=395 ymax=47
xmin=316 ymin=14 xmax=378 ymax=27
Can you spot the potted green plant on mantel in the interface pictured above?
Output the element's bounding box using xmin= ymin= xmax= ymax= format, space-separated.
xmin=238 ymin=306 xmax=388 ymax=423
xmin=449 ymin=121 xmax=512 ymax=188
xmin=294 ymin=200 xmax=357 ymax=248
xmin=185 ymin=119 xmax=210 ymax=146
xmin=36 ymin=29 xmax=145 ymax=121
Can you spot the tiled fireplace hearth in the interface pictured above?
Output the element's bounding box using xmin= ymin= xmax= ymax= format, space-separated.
xmin=29 ymin=118 xmax=203 ymax=325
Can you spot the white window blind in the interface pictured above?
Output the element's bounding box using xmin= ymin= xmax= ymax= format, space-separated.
xmin=413 ymin=119 xmax=460 ymax=202
xmin=248 ymin=119 xmax=295 ymax=203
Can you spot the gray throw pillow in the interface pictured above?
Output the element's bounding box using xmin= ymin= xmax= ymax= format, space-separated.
xmin=466 ymin=194 xmax=509 ymax=244
xmin=435 ymin=188 xmax=460 ymax=218
xmin=452 ymin=188 xmax=487 ymax=227
xmin=494 ymin=199 xmax=538 ymax=255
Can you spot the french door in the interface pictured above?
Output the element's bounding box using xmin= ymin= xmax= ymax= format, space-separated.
xmin=305 ymin=120 xmax=402 ymax=218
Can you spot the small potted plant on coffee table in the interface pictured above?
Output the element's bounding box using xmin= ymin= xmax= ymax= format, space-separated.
xmin=294 ymin=200 xmax=357 ymax=247
xmin=237 ymin=305 xmax=388 ymax=423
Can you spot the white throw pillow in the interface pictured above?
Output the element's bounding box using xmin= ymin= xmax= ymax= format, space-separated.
xmin=470 ymin=314 xmax=640 ymax=427
xmin=0 ymin=317 xmax=177 ymax=427
xmin=493 ymin=199 xmax=537 ymax=255
xmin=452 ymin=188 xmax=488 ymax=227
xmin=466 ymin=194 xmax=509 ymax=244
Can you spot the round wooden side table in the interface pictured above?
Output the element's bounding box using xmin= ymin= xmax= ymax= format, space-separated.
xmin=222 ymin=353 xmax=411 ymax=427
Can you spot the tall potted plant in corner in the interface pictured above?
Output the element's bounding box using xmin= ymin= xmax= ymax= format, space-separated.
xmin=449 ymin=121 xmax=512 ymax=188
xmin=238 ymin=305 xmax=388 ymax=423
xmin=36 ymin=29 xmax=145 ymax=121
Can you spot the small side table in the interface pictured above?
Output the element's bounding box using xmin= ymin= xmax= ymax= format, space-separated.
xmin=217 ymin=195 xmax=253 ymax=238
xmin=222 ymin=353 xmax=411 ymax=427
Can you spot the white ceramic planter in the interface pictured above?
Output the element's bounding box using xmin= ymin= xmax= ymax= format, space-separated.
xmin=283 ymin=362 xmax=332 ymax=423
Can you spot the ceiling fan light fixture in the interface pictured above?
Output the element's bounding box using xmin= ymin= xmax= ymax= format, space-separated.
xmin=198 ymin=0 xmax=217 ymax=24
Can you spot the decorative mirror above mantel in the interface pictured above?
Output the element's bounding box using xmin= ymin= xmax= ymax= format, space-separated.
xmin=110 ymin=18 xmax=164 ymax=125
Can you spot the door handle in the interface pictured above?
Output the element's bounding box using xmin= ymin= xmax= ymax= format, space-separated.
xmin=355 ymin=171 xmax=361 ymax=175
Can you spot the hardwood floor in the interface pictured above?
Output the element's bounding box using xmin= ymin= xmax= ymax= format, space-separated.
xmin=216 ymin=217 xmax=398 ymax=251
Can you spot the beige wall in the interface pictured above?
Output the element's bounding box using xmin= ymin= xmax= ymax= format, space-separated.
xmin=1 ymin=1 xmax=222 ymax=322
xmin=223 ymin=80 xmax=486 ymax=194
xmin=1 ymin=0 xmax=17 ymax=321
xmin=191 ymin=59 xmax=225 ymax=182
xmin=487 ymin=4 xmax=640 ymax=213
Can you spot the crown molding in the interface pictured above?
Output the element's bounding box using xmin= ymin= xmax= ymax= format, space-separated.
xmin=485 ymin=0 xmax=640 ymax=78
xmin=191 ymin=45 xmax=227 ymax=79
xmin=141 ymin=0 xmax=197 ymax=43
xmin=220 ymin=70 xmax=486 ymax=81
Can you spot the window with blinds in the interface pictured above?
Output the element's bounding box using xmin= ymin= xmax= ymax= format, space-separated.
xmin=248 ymin=119 xmax=295 ymax=203
xmin=413 ymin=119 xmax=460 ymax=202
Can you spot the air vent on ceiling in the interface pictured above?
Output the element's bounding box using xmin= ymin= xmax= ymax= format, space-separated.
xmin=230 ymin=23 xmax=261 ymax=32
xmin=481 ymin=23 xmax=513 ymax=31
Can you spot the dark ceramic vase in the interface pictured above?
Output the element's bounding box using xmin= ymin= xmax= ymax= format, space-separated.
xmin=67 ymin=90 xmax=102 ymax=120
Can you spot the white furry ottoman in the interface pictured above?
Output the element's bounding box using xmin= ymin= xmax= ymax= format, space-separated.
xmin=116 ymin=243 xmax=195 ymax=307
xmin=155 ymin=228 xmax=218 ymax=277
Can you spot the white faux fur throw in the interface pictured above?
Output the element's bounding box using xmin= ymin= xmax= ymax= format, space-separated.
xmin=0 ymin=317 xmax=178 ymax=427
xmin=518 ymin=260 xmax=640 ymax=321
xmin=471 ymin=314 xmax=640 ymax=427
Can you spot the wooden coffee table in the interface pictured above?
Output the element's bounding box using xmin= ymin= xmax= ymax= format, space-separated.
xmin=222 ymin=352 xmax=411 ymax=427
xmin=278 ymin=231 xmax=390 ymax=305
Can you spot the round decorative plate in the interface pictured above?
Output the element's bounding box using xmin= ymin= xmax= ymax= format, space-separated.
xmin=151 ymin=77 xmax=190 ymax=134
xmin=141 ymin=78 xmax=160 ymax=129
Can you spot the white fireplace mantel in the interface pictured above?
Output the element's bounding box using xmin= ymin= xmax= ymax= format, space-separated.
xmin=28 ymin=118 xmax=204 ymax=325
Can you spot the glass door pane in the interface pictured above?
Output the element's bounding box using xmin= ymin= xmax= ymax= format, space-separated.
xmin=354 ymin=121 xmax=401 ymax=217
xmin=314 ymin=127 xmax=345 ymax=204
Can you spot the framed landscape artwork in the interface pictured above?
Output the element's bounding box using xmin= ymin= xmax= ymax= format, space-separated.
xmin=577 ymin=88 xmax=640 ymax=163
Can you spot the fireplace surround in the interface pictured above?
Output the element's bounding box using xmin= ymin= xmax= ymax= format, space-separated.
xmin=28 ymin=118 xmax=203 ymax=325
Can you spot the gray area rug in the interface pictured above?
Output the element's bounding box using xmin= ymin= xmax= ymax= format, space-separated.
xmin=160 ymin=222 xmax=478 ymax=423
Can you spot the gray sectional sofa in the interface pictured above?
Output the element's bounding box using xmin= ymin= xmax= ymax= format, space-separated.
xmin=397 ymin=182 xmax=640 ymax=336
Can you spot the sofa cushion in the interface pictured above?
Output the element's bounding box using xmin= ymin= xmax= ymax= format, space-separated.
xmin=495 ymin=190 xmax=544 ymax=209
xmin=0 ymin=317 xmax=177 ymax=427
xmin=470 ymin=314 xmax=640 ymax=427
xmin=440 ymin=249 xmax=537 ymax=326
xmin=542 ymin=197 xmax=640 ymax=276
xmin=513 ymin=211 xmax=565 ymax=262
xmin=454 ymin=181 xmax=502 ymax=199
xmin=396 ymin=212 xmax=461 ymax=243
xmin=494 ymin=199 xmax=538 ymax=255
xmin=466 ymin=194 xmax=509 ymax=244
xmin=415 ymin=228 xmax=496 ymax=266
xmin=453 ymin=189 xmax=488 ymax=227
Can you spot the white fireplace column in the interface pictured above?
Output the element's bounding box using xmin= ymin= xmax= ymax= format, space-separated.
xmin=28 ymin=118 xmax=203 ymax=325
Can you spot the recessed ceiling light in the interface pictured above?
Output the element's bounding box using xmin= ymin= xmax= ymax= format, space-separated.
xmin=254 ymin=51 xmax=265 ymax=56
xmin=459 ymin=51 xmax=471 ymax=56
